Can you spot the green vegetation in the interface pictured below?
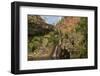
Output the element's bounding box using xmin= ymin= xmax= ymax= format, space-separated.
xmin=75 ymin=17 xmax=88 ymax=58
xmin=28 ymin=15 xmax=88 ymax=61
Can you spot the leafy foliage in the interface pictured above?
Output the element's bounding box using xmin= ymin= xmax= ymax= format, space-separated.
xmin=28 ymin=15 xmax=88 ymax=60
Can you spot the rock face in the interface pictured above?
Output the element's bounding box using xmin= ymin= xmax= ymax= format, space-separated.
xmin=28 ymin=15 xmax=54 ymax=37
xmin=28 ymin=15 xmax=88 ymax=60
xmin=56 ymin=16 xmax=80 ymax=33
